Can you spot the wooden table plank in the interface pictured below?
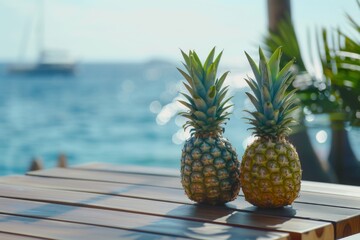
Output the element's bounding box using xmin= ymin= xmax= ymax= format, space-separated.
xmin=0 ymin=183 xmax=332 ymax=240
xmin=296 ymin=191 xmax=360 ymax=209
xmin=0 ymin=197 xmax=289 ymax=240
xmin=1 ymin=176 xmax=358 ymax=239
xmin=74 ymin=162 xmax=180 ymax=177
xmin=0 ymin=213 xmax=187 ymax=240
xmin=231 ymin=199 xmax=360 ymax=239
xmin=0 ymin=232 xmax=48 ymax=240
xmin=26 ymin=169 xmax=360 ymax=237
xmin=74 ymin=164 xmax=360 ymax=198
xmin=26 ymin=168 xmax=360 ymax=210
xmin=301 ymin=181 xmax=360 ymax=198
xmin=28 ymin=168 xmax=184 ymax=189
xmin=340 ymin=232 xmax=360 ymax=239
xmin=1 ymin=175 xmax=190 ymax=203
xmin=2 ymin=164 xmax=359 ymax=239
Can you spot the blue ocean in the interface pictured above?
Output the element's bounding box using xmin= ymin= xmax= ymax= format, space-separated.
xmin=0 ymin=61 xmax=359 ymax=175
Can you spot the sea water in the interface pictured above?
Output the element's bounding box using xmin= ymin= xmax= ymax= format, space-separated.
xmin=0 ymin=61 xmax=358 ymax=175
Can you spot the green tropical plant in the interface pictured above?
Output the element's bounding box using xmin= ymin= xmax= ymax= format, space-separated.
xmin=319 ymin=1 xmax=360 ymax=125
xmin=317 ymin=1 xmax=360 ymax=184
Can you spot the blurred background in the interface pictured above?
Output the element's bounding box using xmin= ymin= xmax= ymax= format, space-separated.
xmin=0 ymin=0 xmax=359 ymax=184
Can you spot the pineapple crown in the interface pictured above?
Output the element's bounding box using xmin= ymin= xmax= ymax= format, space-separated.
xmin=244 ymin=47 xmax=299 ymax=139
xmin=177 ymin=48 xmax=232 ymax=137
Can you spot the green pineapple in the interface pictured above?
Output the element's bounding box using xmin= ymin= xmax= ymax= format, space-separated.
xmin=178 ymin=48 xmax=241 ymax=205
xmin=240 ymin=47 xmax=302 ymax=208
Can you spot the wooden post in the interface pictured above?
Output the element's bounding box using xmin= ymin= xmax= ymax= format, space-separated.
xmin=29 ymin=157 xmax=43 ymax=171
xmin=267 ymin=0 xmax=291 ymax=32
xmin=57 ymin=153 xmax=67 ymax=168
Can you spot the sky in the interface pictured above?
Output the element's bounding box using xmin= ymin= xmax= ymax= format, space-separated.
xmin=0 ymin=0 xmax=358 ymax=66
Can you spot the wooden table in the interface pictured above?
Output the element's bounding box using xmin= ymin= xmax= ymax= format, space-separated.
xmin=0 ymin=163 xmax=359 ymax=240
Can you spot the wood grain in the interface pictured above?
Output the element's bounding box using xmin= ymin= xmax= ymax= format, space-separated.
xmin=1 ymin=175 xmax=191 ymax=203
xmin=0 ymin=232 xmax=48 ymax=240
xmin=26 ymin=168 xmax=360 ymax=209
xmin=0 ymin=183 xmax=332 ymax=240
xmin=25 ymin=168 xmax=360 ymax=239
xmin=0 ymin=197 xmax=289 ymax=240
xmin=74 ymin=162 xmax=180 ymax=177
xmin=301 ymin=181 xmax=360 ymax=198
xmin=28 ymin=168 xmax=183 ymax=189
xmin=75 ymin=164 xmax=360 ymax=198
xmin=2 ymin=164 xmax=359 ymax=239
xmin=339 ymin=232 xmax=360 ymax=240
xmin=0 ymin=213 xmax=187 ymax=240
xmin=73 ymin=163 xmax=360 ymax=197
xmin=2 ymin=174 xmax=359 ymax=239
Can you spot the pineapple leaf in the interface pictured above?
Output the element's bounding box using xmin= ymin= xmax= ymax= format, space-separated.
xmin=182 ymin=82 xmax=195 ymax=97
xmin=264 ymin=101 xmax=275 ymax=119
xmin=273 ymin=74 xmax=296 ymax=106
xmin=194 ymin=111 xmax=208 ymax=121
xmin=245 ymin=77 xmax=262 ymax=102
xmin=259 ymin=48 xmax=272 ymax=89
xmin=273 ymin=86 xmax=297 ymax=109
xmin=179 ymin=113 xmax=193 ymax=121
xmin=205 ymin=63 xmax=217 ymax=89
xmin=180 ymin=93 xmax=196 ymax=107
xmin=277 ymin=58 xmax=295 ymax=81
xmin=266 ymin=120 xmax=276 ymax=126
xmin=216 ymin=71 xmax=229 ymax=91
xmin=177 ymin=48 xmax=232 ymax=135
xmin=191 ymin=51 xmax=203 ymax=68
xmin=245 ymin=51 xmax=261 ymax=84
xmin=213 ymin=50 xmax=223 ymax=72
xmin=208 ymin=85 xmax=216 ymax=98
xmin=207 ymin=106 xmax=217 ymax=117
xmin=177 ymin=68 xmax=194 ymax=88
xmin=244 ymin=110 xmax=267 ymax=124
xmin=217 ymin=103 xmax=233 ymax=117
xmin=216 ymin=86 xmax=230 ymax=106
xmin=180 ymin=50 xmax=191 ymax=67
xmin=268 ymin=47 xmax=282 ymax=86
xmin=245 ymin=92 xmax=262 ymax=112
xmin=194 ymin=97 xmax=207 ymax=111
xmin=244 ymin=47 xmax=299 ymax=138
xmin=218 ymin=96 xmax=233 ymax=111
xmin=262 ymin=85 xmax=272 ymax=103
xmin=190 ymin=68 xmax=207 ymax=98
xmin=205 ymin=85 xmax=216 ymax=106
xmin=178 ymin=100 xmax=192 ymax=110
xmin=203 ymin=47 xmax=216 ymax=70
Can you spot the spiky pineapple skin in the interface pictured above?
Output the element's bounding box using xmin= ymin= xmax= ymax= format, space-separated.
xmin=181 ymin=136 xmax=241 ymax=205
xmin=240 ymin=138 xmax=301 ymax=208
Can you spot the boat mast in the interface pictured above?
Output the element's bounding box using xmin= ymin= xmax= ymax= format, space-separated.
xmin=17 ymin=19 xmax=32 ymax=63
xmin=37 ymin=0 xmax=45 ymax=60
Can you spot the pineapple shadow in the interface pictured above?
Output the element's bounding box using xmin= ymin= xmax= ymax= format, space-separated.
xmin=122 ymin=203 xmax=288 ymax=239
xmin=242 ymin=205 xmax=297 ymax=218
xmin=224 ymin=203 xmax=297 ymax=236
xmin=0 ymin=184 xmax=143 ymax=224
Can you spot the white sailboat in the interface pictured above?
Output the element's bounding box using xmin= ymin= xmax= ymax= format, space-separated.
xmin=8 ymin=1 xmax=76 ymax=76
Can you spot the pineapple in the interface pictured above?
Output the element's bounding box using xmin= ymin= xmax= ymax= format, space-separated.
xmin=240 ymin=47 xmax=302 ymax=208
xmin=178 ymin=48 xmax=241 ymax=205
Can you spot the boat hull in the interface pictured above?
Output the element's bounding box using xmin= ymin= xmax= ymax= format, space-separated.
xmin=8 ymin=63 xmax=75 ymax=76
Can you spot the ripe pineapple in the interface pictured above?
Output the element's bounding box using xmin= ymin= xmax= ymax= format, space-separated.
xmin=178 ymin=48 xmax=240 ymax=205
xmin=240 ymin=47 xmax=302 ymax=208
